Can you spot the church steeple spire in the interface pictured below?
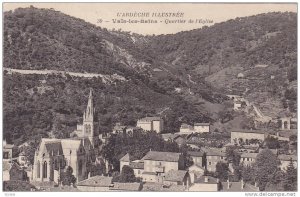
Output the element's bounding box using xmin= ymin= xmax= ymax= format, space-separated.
xmin=83 ymin=88 xmax=95 ymax=137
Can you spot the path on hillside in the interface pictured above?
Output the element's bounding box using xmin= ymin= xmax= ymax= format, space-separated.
xmin=4 ymin=68 xmax=126 ymax=84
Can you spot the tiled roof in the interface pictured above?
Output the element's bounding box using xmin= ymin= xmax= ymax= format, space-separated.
xmin=164 ymin=170 xmax=187 ymax=182
xmin=194 ymin=176 xmax=218 ymax=184
xmin=205 ymin=149 xmax=226 ymax=157
xmin=240 ymin=153 xmax=258 ymax=158
xmin=138 ymin=117 xmax=162 ymax=122
xmin=4 ymin=144 xmax=16 ymax=149
xmin=142 ymin=182 xmax=186 ymax=192
xmin=278 ymin=154 xmax=297 ymax=161
xmin=231 ymin=130 xmax=266 ymax=134
xmin=141 ymin=151 xmax=181 ymax=162
xmin=194 ymin=123 xmax=210 ymax=126
xmin=120 ymin=153 xmax=130 ymax=162
xmin=110 ymin=182 xmax=141 ymax=191
xmin=188 ymin=151 xmax=204 ymax=157
xmin=180 ymin=123 xmax=193 ymax=128
xmin=129 ymin=161 xmax=144 ymax=169
xmin=77 ymin=176 xmax=112 ymax=187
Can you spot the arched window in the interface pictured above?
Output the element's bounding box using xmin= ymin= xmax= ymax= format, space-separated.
xmin=55 ymin=159 xmax=58 ymax=169
xmin=36 ymin=161 xmax=40 ymax=178
xmin=78 ymin=160 xmax=83 ymax=175
xmin=43 ymin=161 xmax=47 ymax=178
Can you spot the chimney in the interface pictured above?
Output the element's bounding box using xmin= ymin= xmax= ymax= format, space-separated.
xmin=241 ymin=179 xmax=244 ymax=190
xmin=227 ymin=179 xmax=230 ymax=189
xmin=204 ymin=176 xmax=208 ymax=183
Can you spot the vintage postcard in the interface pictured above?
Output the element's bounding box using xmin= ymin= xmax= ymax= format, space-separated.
xmin=2 ymin=2 xmax=297 ymax=194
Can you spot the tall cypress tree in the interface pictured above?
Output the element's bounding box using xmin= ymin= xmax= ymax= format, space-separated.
xmin=283 ymin=158 xmax=297 ymax=191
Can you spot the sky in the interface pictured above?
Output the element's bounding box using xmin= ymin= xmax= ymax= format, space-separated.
xmin=3 ymin=3 xmax=297 ymax=35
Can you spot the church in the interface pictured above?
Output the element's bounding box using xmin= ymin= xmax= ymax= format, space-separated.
xmin=32 ymin=89 xmax=100 ymax=183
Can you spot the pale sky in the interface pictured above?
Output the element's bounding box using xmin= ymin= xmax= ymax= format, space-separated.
xmin=3 ymin=3 xmax=297 ymax=35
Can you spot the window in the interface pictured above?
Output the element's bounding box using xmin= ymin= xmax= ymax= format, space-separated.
xmin=3 ymin=152 xmax=9 ymax=159
xmin=247 ymin=158 xmax=249 ymax=161
xmin=208 ymin=162 xmax=212 ymax=165
xmin=43 ymin=161 xmax=47 ymax=178
xmin=37 ymin=161 xmax=40 ymax=178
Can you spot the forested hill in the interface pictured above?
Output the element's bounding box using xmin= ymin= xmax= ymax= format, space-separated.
xmin=3 ymin=7 xmax=297 ymax=145
xmin=141 ymin=12 xmax=297 ymax=116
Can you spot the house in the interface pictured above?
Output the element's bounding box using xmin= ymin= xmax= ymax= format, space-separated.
xmin=240 ymin=153 xmax=258 ymax=166
xmin=3 ymin=143 xmax=18 ymax=162
xmin=231 ymin=130 xmax=266 ymax=145
xmin=221 ymin=180 xmax=259 ymax=191
xmin=77 ymin=176 xmax=113 ymax=191
xmin=129 ymin=160 xmax=144 ymax=178
xmin=163 ymin=170 xmax=190 ymax=188
xmin=161 ymin=133 xmax=180 ymax=142
xmin=180 ymin=123 xmax=194 ymax=133
xmin=137 ymin=117 xmax=164 ymax=133
xmin=194 ymin=123 xmax=210 ymax=133
xmin=119 ymin=153 xmax=131 ymax=171
xmin=18 ymin=151 xmax=30 ymax=167
xmin=141 ymin=151 xmax=184 ymax=183
xmin=109 ymin=182 xmax=142 ymax=191
xmin=119 ymin=153 xmax=144 ymax=178
xmin=188 ymin=164 xmax=205 ymax=183
xmin=188 ymin=151 xmax=204 ymax=167
xmin=234 ymin=101 xmax=243 ymax=111
xmin=112 ymin=123 xmax=142 ymax=135
xmin=278 ymin=154 xmax=297 ymax=171
xmin=205 ymin=149 xmax=227 ymax=172
xmin=189 ymin=176 xmax=219 ymax=191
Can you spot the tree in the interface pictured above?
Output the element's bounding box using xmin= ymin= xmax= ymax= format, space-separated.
xmin=283 ymin=159 xmax=297 ymax=191
xmin=241 ymin=164 xmax=254 ymax=183
xmin=118 ymin=165 xmax=136 ymax=183
xmin=215 ymin=162 xmax=229 ymax=181
xmin=265 ymin=136 xmax=280 ymax=149
xmin=253 ymin=149 xmax=280 ymax=191
xmin=60 ymin=166 xmax=76 ymax=186
xmin=225 ymin=146 xmax=240 ymax=167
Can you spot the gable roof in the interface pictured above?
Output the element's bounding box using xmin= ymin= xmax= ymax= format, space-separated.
xmin=188 ymin=151 xmax=204 ymax=157
xmin=141 ymin=151 xmax=181 ymax=162
xmin=164 ymin=170 xmax=188 ymax=182
xmin=278 ymin=154 xmax=297 ymax=161
xmin=77 ymin=176 xmax=112 ymax=187
xmin=194 ymin=123 xmax=210 ymax=126
xmin=110 ymin=182 xmax=141 ymax=191
xmin=138 ymin=117 xmax=162 ymax=122
xmin=120 ymin=153 xmax=131 ymax=162
xmin=240 ymin=152 xmax=258 ymax=158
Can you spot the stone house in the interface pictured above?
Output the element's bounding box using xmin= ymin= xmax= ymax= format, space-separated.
xmin=136 ymin=117 xmax=164 ymax=133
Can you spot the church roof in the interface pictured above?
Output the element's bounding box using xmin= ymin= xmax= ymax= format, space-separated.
xmin=61 ymin=139 xmax=82 ymax=154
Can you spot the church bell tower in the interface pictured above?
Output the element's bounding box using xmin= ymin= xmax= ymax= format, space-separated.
xmin=83 ymin=88 xmax=95 ymax=138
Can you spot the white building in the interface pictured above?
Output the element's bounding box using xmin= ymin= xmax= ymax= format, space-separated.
xmin=194 ymin=123 xmax=210 ymax=133
xmin=136 ymin=117 xmax=164 ymax=133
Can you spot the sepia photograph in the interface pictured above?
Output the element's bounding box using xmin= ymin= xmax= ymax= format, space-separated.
xmin=1 ymin=2 xmax=298 ymax=194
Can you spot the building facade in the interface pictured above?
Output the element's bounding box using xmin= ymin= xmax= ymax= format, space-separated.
xmin=136 ymin=117 xmax=164 ymax=133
